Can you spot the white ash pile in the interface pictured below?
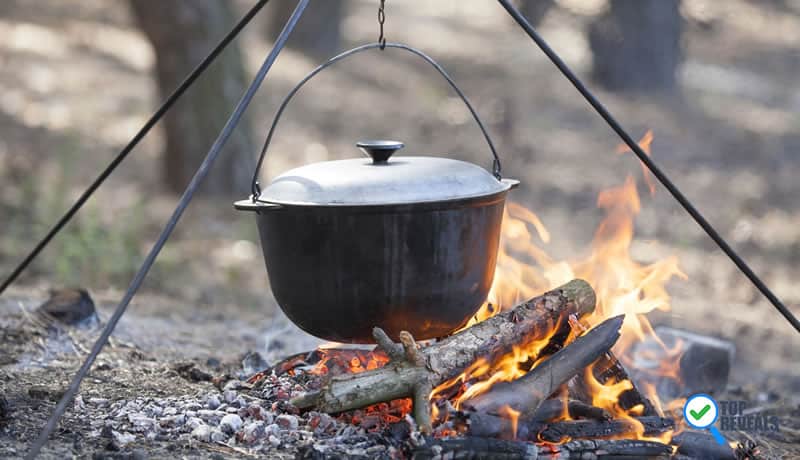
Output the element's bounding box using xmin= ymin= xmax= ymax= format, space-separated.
xmin=81 ymin=374 xmax=407 ymax=459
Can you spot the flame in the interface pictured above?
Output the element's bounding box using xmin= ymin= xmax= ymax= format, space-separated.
xmin=436 ymin=130 xmax=686 ymax=439
xmin=498 ymin=405 xmax=521 ymax=440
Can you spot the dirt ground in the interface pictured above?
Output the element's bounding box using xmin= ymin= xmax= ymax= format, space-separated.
xmin=1 ymin=0 xmax=799 ymax=457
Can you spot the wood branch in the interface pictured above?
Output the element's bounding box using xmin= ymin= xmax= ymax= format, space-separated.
xmin=467 ymin=411 xmax=674 ymax=441
xmin=291 ymin=279 xmax=597 ymax=432
xmin=411 ymin=437 xmax=672 ymax=460
xmin=462 ymin=315 xmax=625 ymax=417
xmin=671 ymin=431 xmax=736 ymax=460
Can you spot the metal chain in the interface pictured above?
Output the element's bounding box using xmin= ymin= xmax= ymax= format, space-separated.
xmin=378 ymin=0 xmax=386 ymax=49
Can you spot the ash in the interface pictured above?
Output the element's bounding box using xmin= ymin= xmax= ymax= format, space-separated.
xmin=79 ymin=371 xmax=408 ymax=459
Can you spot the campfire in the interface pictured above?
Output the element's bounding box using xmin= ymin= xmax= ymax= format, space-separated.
xmin=245 ymin=133 xmax=746 ymax=458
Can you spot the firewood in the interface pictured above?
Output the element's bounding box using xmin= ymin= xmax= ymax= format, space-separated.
xmin=411 ymin=437 xmax=673 ymax=459
xmin=530 ymin=398 xmax=610 ymax=422
xmin=462 ymin=315 xmax=625 ymax=417
xmin=411 ymin=436 xmax=538 ymax=460
xmin=671 ymin=431 xmax=736 ymax=460
xmin=467 ymin=411 xmax=674 ymax=441
xmin=566 ymin=315 xmax=658 ymax=416
xmin=590 ymin=351 xmax=659 ymax=415
xmin=291 ymin=279 xmax=597 ymax=433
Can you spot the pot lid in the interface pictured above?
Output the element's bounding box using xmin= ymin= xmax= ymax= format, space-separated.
xmin=256 ymin=140 xmax=516 ymax=206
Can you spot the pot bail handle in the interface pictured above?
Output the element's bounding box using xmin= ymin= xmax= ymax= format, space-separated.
xmin=251 ymin=42 xmax=503 ymax=201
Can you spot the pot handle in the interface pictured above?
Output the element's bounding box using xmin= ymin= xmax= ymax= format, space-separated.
xmin=250 ymin=42 xmax=503 ymax=201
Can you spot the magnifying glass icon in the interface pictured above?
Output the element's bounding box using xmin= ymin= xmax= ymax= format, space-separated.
xmin=683 ymin=393 xmax=725 ymax=445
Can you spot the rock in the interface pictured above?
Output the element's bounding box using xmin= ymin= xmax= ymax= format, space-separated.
xmin=223 ymin=380 xmax=246 ymax=392
xmin=205 ymin=394 xmax=221 ymax=410
xmin=219 ymin=414 xmax=243 ymax=434
xmin=210 ymin=428 xmax=228 ymax=443
xmin=28 ymin=385 xmax=64 ymax=401
xmin=222 ymin=390 xmax=237 ymax=404
xmin=36 ymin=288 xmax=97 ymax=326
xmin=186 ymin=417 xmax=204 ymax=430
xmin=175 ymin=362 xmax=213 ymax=382
xmin=241 ymin=421 xmax=266 ymax=444
xmin=88 ymin=397 xmax=110 ymax=407
xmin=632 ymin=327 xmax=735 ymax=399
xmin=0 ymin=395 xmax=10 ymax=423
xmin=276 ymin=414 xmax=298 ymax=431
xmin=197 ymin=409 xmax=225 ymax=424
xmin=191 ymin=424 xmax=211 ymax=443
xmin=268 ymin=434 xmax=281 ymax=447
xmin=113 ymin=431 xmax=136 ymax=447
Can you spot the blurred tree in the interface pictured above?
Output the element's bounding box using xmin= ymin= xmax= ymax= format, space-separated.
xmin=266 ymin=0 xmax=345 ymax=59
xmin=518 ymin=0 xmax=554 ymax=26
xmin=588 ymin=0 xmax=684 ymax=92
xmin=129 ymin=0 xmax=255 ymax=196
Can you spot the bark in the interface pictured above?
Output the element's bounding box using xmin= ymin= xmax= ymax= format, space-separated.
xmin=462 ymin=315 xmax=624 ymax=417
xmin=266 ymin=0 xmax=344 ymax=59
xmin=291 ymin=279 xmax=597 ymax=432
xmin=588 ymin=0 xmax=683 ymax=92
xmin=129 ymin=0 xmax=255 ymax=196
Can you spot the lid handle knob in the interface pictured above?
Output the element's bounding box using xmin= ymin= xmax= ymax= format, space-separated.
xmin=357 ymin=140 xmax=404 ymax=164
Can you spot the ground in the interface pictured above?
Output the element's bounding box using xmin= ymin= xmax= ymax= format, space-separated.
xmin=0 ymin=0 xmax=799 ymax=457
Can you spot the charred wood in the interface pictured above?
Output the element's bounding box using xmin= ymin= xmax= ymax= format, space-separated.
xmin=463 ymin=315 xmax=625 ymax=417
xmin=292 ymin=279 xmax=597 ymax=433
xmin=531 ymin=398 xmax=610 ymax=423
xmin=411 ymin=437 xmax=673 ymax=460
xmin=467 ymin=412 xmax=674 ymax=442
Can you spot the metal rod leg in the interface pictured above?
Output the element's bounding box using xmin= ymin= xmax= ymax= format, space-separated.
xmin=24 ymin=1 xmax=310 ymax=457
xmin=497 ymin=0 xmax=799 ymax=334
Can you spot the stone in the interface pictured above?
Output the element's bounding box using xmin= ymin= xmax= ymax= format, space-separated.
xmin=241 ymin=421 xmax=266 ymax=444
xmin=631 ymin=326 xmax=735 ymax=399
xmin=191 ymin=424 xmax=211 ymax=443
xmin=205 ymin=394 xmax=221 ymax=410
xmin=210 ymin=428 xmax=228 ymax=443
xmin=223 ymin=390 xmax=238 ymax=404
xmin=276 ymin=414 xmax=298 ymax=431
xmin=219 ymin=414 xmax=243 ymax=435
xmin=186 ymin=417 xmax=205 ymax=430
xmin=268 ymin=435 xmax=281 ymax=447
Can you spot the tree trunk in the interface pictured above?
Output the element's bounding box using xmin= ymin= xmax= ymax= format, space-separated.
xmin=267 ymin=0 xmax=344 ymax=59
xmin=129 ymin=0 xmax=255 ymax=196
xmin=518 ymin=0 xmax=554 ymax=26
xmin=588 ymin=0 xmax=683 ymax=93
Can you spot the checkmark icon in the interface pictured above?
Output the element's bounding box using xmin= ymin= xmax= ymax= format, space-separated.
xmin=689 ymin=404 xmax=711 ymax=420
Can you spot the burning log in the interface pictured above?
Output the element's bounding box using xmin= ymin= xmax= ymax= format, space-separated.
xmin=412 ymin=437 xmax=673 ymax=459
xmin=566 ymin=316 xmax=658 ymax=416
xmin=291 ymin=279 xmax=597 ymax=433
xmin=530 ymin=398 xmax=610 ymax=422
xmin=467 ymin=412 xmax=674 ymax=441
xmin=462 ymin=315 xmax=625 ymax=417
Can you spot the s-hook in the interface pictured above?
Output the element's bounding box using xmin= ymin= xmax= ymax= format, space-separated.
xmin=378 ymin=0 xmax=386 ymax=49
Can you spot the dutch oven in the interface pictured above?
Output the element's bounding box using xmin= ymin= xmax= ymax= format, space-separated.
xmin=235 ymin=43 xmax=519 ymax=343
